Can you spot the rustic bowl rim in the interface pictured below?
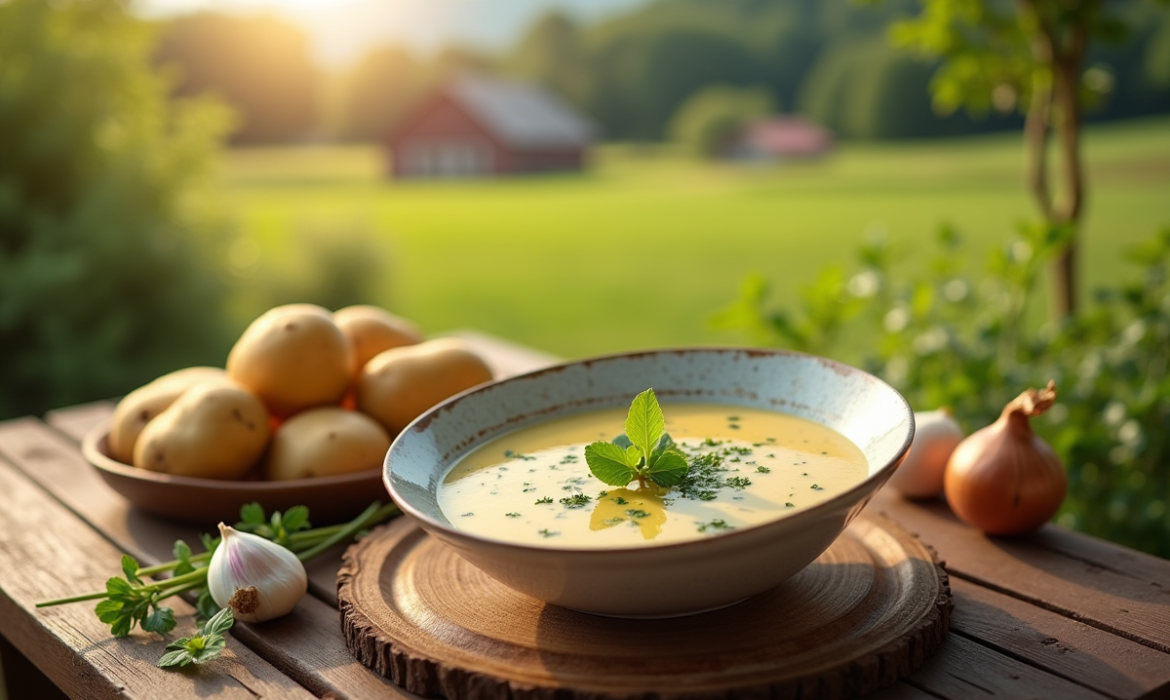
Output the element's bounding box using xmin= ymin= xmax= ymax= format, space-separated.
xmin=384 ymin=346 xmax=914 ymax=555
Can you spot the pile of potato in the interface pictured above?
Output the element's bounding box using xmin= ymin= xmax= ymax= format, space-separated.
xmin=107 ymin=304 xmax=493 ymax=481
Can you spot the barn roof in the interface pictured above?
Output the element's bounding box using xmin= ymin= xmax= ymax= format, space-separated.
xmin=445 ymin=74 xmax=594 ymax=150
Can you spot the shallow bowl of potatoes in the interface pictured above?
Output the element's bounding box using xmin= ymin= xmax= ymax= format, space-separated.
xmin=83 ymin=421 xmax=387 ymax=525
xmin=81 ymin=303 xmax=495 ymax=526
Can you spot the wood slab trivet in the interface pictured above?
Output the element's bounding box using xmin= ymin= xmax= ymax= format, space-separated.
xmin=339 ymin=512 xmax=951 ymax=700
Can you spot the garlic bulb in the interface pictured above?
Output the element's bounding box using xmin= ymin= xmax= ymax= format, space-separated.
xmin=207 ymin=523 xmax=307 ymax=623
xmin=885 ymin=409 xmax=965 ymax=499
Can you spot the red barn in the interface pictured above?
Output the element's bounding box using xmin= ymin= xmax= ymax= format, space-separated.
xmin=385 ymin=74 xmax=595 ymax=179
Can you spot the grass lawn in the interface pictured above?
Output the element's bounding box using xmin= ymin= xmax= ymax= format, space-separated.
xmin=219 ymin=116 xmax=1170 ymax=359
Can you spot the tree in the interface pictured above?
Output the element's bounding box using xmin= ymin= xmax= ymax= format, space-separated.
xmin=156 ymin=12 xmax=318 ymax=144
xmin=873 ymin=0 xmax=1170 ymax=318
xmin=509 ymin=12 xmax=592 ymax=108
xmin=0 ymin=0 xmax=234 ymax=420
xmin=669 ymin=85 xmax=775 ymax=155
xmin=341 ymin=46 xmax=422 ymax=142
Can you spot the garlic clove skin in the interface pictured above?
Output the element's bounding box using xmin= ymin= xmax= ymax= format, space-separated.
xmin=885 ymin=409 xmax=964 ymax=499
xmin=208 ymin=523 xmax=308 ymax=623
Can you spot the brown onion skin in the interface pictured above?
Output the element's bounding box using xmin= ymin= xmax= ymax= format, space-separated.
xmin=944 ymin=384 xmax=1067 ymax=535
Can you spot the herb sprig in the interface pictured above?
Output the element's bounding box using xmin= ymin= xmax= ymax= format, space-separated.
xmin=157 ymin=607 xmax=234 ymax=668
xmin=38 ymin=501 xmax=398 ymax=668
xmin=584 ymin=389 xmax=690 ymax=489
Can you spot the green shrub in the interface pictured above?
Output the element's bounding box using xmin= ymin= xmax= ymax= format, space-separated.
xmin=715 ymin=225 xmax=1170 ymax=557
xmin=0 ymin=0 xmax=234 ymax=420
xmin=669 ymin=85 xmax=775 ymax=156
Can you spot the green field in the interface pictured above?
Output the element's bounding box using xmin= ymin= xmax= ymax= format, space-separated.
xmin=221 ymin=117 xmax=1170 ymax=359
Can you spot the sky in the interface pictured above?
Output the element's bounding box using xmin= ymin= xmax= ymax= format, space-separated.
xmin=135 ymin=0 xmax=652 ymax=67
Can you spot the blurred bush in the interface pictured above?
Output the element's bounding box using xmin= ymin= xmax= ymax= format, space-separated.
xmin=228 ymin=221 xmax=393 ymax=317
xmin=715 ymin=225 xmax=1170 ymax=557
xmin=669 ymin=85 xmax=775 ymax=156
xmin=0 ymin=0 xmax=235 ymax=420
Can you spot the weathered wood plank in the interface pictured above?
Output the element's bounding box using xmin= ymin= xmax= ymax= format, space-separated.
xmin=905 ymin=634 xmax=1112 ymax=699
xmin=45 ymin=401 xmax=115 ymax=444
xmin=0 ymin=418 xmax=412 ymax=700
xmin=950 ymin=577 xmax=1170 ymax=700
xmin=0 ymin=456 xmax=314 ymax=700
xmin=872 ymin=489 xmax=1170 ymax=655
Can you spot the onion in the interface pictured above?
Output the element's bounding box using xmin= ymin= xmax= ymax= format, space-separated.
xmin=886 ymin=408 xmax=965 ymax=499
xmin=944 ymin=381 xmax=1066 ymax=534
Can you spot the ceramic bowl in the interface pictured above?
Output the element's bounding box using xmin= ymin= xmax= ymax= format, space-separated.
xmin=384 ymin=348 xmax=914 ymax=617
xmin=83 ymin=422 xmax=383 ymax=526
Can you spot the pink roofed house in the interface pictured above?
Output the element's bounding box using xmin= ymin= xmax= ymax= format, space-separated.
xmin=722 ymin=117 xmax=834 ymax=161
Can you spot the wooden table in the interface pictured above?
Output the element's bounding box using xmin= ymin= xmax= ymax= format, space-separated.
xmin=2 ymin=333 xmax=1168 ymax=700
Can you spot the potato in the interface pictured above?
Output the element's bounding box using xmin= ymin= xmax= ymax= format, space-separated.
xmin=227 ymin=304 xmax=352 ymax=417
xmin=333 ymin=305 xmax=424 ymax=378
xmin=108 ymin=366 xmax=231 ymax=464
xmin=265 ymin=407 xmax=390 ymax=480
xmin=358 ymin=338 xmax=494 ymax=434
xmin=134 ymin=382 xmax=270 ymax=479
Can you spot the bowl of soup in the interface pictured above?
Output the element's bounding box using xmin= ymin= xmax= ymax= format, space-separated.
xmin=383 ymin=348 xmax=914 ymax=617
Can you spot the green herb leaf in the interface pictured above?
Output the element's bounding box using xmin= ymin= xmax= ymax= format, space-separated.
xmin=648 ymin=433 xmax=676 ymax=465
xmin=585 ymin=441 xmax=638 ymax=486
xmin=645 ymin=447 xmax=690 ymax=486
xmin=240 ymin=502 xmax=265 ymax=526
xmin=141 ymin=607 xmax=177 ymax=634
xmin=280 ymin=505 xmax=311 ymax=535
xmin=105 ymin=576 xmax=134 ymax=597
xmin=121 ymin=555 xmax=142 ymax=585
xmin=158 ymin=608 xmax=233 ymax=668
xmin=611 ymin=434 xmax=634 ymax=450
xmin=195 ymin=589 xmax=219 ymax=624
xmin=201 ymin=607 xmax=234 ymax=637
xmin=157 ymin=648 xmax=194 ymax=668
xmin=172 ymin=540 xmax=194 ymax=577
xmin=624 ymin=388 xmax=665 ymax=460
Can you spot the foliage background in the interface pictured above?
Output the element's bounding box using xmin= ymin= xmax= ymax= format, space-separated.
xmin=0 ymin=0 xmax=235 ymax=420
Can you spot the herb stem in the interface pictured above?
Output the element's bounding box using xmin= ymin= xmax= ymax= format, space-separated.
xmin=153 ymin=578 xmax=208 ymax=603
xmin=296 ymin=502 xmax=386 ymax=562
xmin=35 ymin=590 xmax=111 ymax=607
xmin=137 ymin=553 xmax=211 ymax=577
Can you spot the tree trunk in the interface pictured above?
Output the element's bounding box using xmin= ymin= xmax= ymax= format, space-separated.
xmin=1049 ymin=26 xmax=1089 ymax=319
xmin=1023 ymin=32 xmax=1055 ymax=223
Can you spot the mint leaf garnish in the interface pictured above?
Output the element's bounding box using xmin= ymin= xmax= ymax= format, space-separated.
xmin=584 ymin=442 xmax=637 ymax=486
xmin=625 ymin=388 xmax=665 ymax=459
xmin=585 ymin=388 xmax=690 ymax=489
xmin=645 ymin=447 xmax=689 ymax=486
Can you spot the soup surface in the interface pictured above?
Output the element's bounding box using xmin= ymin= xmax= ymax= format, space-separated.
xmin=438 ymin=404 xmax=868 ymax=548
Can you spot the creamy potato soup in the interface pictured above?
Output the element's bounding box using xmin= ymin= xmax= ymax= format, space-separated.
xmin=438 ymin=404 xmax=868 ymax=548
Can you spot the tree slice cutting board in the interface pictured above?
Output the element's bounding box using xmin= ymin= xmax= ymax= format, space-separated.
xmin=338 ymin=511 xmax=951 ymax=700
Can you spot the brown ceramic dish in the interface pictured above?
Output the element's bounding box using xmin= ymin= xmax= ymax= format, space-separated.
xmin=82 ymin=421 xmax=384 ymax=526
